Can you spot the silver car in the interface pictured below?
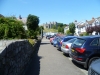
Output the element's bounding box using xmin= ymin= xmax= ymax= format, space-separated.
xmin=61 ymin=38 xmax=77 ymax=54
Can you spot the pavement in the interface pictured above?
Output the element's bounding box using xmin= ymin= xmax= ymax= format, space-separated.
xmin=25 ymin=37 xmax=88 ymax=75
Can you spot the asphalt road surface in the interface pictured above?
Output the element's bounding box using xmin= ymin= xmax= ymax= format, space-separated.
xmin=25 ymin=37 xmax=88 ymax=75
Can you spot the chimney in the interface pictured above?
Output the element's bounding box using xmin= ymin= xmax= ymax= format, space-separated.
xmin=86 ymin=20 xmax=88 ymax=22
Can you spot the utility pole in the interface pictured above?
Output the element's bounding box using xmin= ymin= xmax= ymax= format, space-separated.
xmin=41 ymin=28 xmax=43 ymax=38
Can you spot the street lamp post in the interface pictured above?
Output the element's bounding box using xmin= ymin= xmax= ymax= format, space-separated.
xmin=41 ymin=28 xmax=43 ymax=38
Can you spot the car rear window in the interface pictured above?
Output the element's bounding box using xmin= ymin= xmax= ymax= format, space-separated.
xmin=73 ymin=38 xmax=85 ymax=46
xmin=67 ymin=38 xmax=77 ymax=43
xmin=63 ymin=38 xmax=71 ymax=42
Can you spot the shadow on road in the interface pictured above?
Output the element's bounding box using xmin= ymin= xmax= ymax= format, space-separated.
xmin=63 ymin=53 xmax=70 ymax=57
xmin=25 ymin=41 xmax=42 ymax=75
xmin=72 ymin=60 xmax=87 ymax=70
xmin=41 ymin=42 xmax=50 ymax=45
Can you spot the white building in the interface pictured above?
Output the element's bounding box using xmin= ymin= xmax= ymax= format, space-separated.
xmin=17 ymin=16 xmax=28 ymax=30
xmin=64 ymin=25 xmax=69 ymax=34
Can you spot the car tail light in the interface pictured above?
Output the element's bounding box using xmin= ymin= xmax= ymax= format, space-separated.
xmin=75 ymin=48 xmax=85 ymax=53
xmin=66 ymin=45 xmax=69 ymax=49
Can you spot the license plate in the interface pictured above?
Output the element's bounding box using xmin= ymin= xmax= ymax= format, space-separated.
xmin=63 ymin=45 xmax=65 ymax=48
xmin=72 ymin=49 xmax=74 ymax=52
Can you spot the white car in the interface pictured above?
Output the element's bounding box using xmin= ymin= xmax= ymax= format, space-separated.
xmin=88 ymin=58 xmax=100 ymax=75
xmin=61 ymin=38 xmax=77 ymax=54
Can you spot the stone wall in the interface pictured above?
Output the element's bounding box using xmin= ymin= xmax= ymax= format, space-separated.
xmin=0 ymin=39 xmax=41 ymax=75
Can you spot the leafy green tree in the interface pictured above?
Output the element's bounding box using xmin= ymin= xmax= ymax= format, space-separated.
xmin=69 ymin=22 xmax=75 ymax=35
xmin=52 ymin=25 xmax=56 ymax=29
xmin=0 ymin=16 xmax=26 ymax=39
xmin=0 ymin=14 xmax=4 ymax=18
xmin=66 ymin=30 xmax=72 ymax=35
xmin=58 ymin=26 xmax=62 ymax=32
xmin=38 ymin=26 xmax=44 ymax=34
xmin=26 ymin=14 xmax=39 ymax=31
xmin=57 ymin=23 xmax=63 ymax=28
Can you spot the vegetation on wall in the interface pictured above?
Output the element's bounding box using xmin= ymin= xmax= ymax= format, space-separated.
xmin=0 ymin=16 xmax=26 ymax=39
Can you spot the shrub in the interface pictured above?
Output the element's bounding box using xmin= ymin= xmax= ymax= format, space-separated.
xmin=66 ymin=30 xmax=72 ymax=35
xmin=79 ymin=34 xmax=83 ymax=36
xmin=28 ymin=39 xmax=35 ymax=45
xmin=83 ymin=32 xmax=89 ymax=36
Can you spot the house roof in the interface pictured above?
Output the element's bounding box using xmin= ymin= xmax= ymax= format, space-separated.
xmin=86 ymin=18 xmax=95 ymax=25
xmin=78 ymin=23 xmax=85 ymax=28
xmin=97 ymin=17 xmax=100 ymax=22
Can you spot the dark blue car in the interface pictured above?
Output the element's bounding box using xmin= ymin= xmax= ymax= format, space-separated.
xmin=57 ymin=36 xmax=65 ymax=50
xmin=57 ymin=36 xmax=77 ymax=50
xmin=69 ymin=35 xmax=100 ymax=69
xmin=52 ymin=36 xmax=59 ymax=47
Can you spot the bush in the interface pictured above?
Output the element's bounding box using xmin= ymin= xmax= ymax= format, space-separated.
xmin=83 ymin=32 xmax=89 ymax=36
xmin=79 ymin=32 xmax=89 ymax=36
xmin=28 ymin=39 xmax=35 ymax=45
xmin=66 ymin=30 xmax=72 ymax=35
xmin=79 ymin=34 xmax=83 ymax=36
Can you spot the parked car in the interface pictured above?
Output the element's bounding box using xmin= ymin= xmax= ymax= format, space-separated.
xmin=50 ymin=36 xmax=56 ymax=44
xmin=61 ymin=38 xmax=77 ymax=54
xmin=48 ymin=35 xmax=55 ymax=39
xmin=56 ymin=36 xmax=65 ymax=50
xmin=88 ymin=58 xmax=100 ymax=75
xmin=57 ymin=36 xmax=77 ymax=50
xmin=69 ymin=35 xmax=100 ymax=69
xmin=46 ymin=35 xmax=51 ymax=39
xmin=52 ymin=36 xmax=59 ymax=47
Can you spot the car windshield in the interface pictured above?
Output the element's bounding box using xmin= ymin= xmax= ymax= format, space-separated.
xmin=73 ymin=38 xmax=86 ymax=46
xmin=63 ymin=38 xmax=72 ymax=42
xmin=67 ymin=38 xmax=77 ymax=43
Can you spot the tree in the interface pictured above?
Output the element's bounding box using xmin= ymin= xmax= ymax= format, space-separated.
xmin=66 ymin=30 xmax=71 ymax=35
xmin=57 ymin=23 xmax=63 ymax=28
xmin=0 ymin=16 xmax=26 ymax=39
xmin=69 ymin=23 xmax=75 ymax=35
xmin=58 ymin=26 xmax=62 ymax=32
xmin=0 ymin=14 xmax=4 ymax=18
xmin=27 ymin=14 xmax=39 ymax=31
xmin=86 ymin=26 xmax=94 ymax=35
xmin=52 ymin=25 xmax=56 ymax=29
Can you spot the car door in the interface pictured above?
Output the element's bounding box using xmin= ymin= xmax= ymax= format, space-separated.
xmin=88 ymin=38 xmax=99 ymax=56
xmin=97 ymin=38 xmax=100 ymax=54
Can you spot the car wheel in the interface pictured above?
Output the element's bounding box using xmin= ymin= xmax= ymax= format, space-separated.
xmin=88 ymin=57 xmax=100 ymax=69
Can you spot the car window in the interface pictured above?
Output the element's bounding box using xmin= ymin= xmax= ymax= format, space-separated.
xmin=90 ymin=38 xmax=99 ymax=46
xmin=73 ymin=38 xmax=85 ymax=46
xmin=63 ymin=38 xmax=71 ymax=42
xmin=67 ymin=38 xmax=77 ymax=43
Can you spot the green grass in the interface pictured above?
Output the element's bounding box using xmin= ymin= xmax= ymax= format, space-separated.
xmin=43 ymin=28 xmax=58 ymax=33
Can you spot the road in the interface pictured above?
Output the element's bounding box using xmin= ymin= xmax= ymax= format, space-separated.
xmin=25 ymin=37 xmax=88 ymax=75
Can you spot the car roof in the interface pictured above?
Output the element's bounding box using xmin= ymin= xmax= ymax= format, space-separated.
xmin=78 ymin=35 xmax=100 ymax=39
xmin=64 ymin=36 xmax=77 ymax=38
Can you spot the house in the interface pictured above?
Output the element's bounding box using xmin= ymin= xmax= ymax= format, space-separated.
xmin=64 ymin=25 xmax=69 ymax=34
xmin=43 ymin=21 xmax=58 ymax=29
xmin=77 ymin=23 xmax=86 ymax=34
xmin=74 ymin=20 xmax=86 ymax=36
xmin=17 ymin=16 xmax=28 ymax=30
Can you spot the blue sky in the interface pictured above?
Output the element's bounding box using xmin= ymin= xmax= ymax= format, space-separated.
xmin=0 ymin=0 xmax=100 ymax=25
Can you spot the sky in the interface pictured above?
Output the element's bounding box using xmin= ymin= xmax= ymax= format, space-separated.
xmin=0 ymin=0 xmax=100 ymax=25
